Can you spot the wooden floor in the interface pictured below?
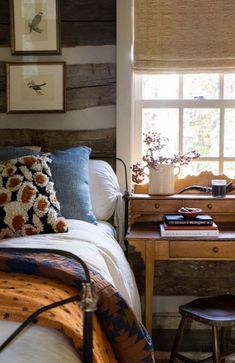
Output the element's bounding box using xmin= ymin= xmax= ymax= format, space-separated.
xmin=153 ymin=328 xmax=213 ymax=361
xmin=153 ymin=328 xmax=235 ymax=361
xmin=155 ymin=351 xmax=170 ymax=362
xmin=155 ymin=351 xmax=235 ymax=362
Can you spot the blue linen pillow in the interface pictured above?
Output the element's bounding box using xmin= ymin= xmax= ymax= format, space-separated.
xmin=50 ymin=146 xmax=96 ymax=224
xmin=0 ymin=146 xmax=34 ymax=160
xmin=0 ymin=146 xmax=96 ymax=225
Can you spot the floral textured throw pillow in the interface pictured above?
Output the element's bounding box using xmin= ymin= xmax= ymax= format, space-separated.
xmin=0 ymin=154 xmax=68 ymax=240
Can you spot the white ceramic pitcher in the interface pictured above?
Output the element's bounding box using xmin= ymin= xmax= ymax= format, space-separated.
xmin=148 ymin=164 xmax=180 ymax=195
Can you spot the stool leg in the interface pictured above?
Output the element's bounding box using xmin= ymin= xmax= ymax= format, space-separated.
xmin=169 ymin=315 xmax=187 ymax=363
xmin=220 ymin=327 xmax=226 ymax=363
xmin=212 ymin=326 xmax=221 ymax=363
xmin=220 ymin=327 xmax=227 ymax=355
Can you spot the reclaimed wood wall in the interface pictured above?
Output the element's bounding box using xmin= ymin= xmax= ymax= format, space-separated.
xmin=0 ymin=63 xmax=116 ymax=112
xmin=128 ymin=246 xmax=235 ymax=332
xmin=0 ymin=0 xmax=116 ymax=137
xmin=129 ymin=253 xmax=235 ymax=297
xmin=0 ymin=128 xmax=116 ymax=157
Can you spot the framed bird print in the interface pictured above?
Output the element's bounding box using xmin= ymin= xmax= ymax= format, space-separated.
xmin=10 ymin=0 xmax=61 ymax=54
xmin=6 ymin=62 xmax=66 ymax=113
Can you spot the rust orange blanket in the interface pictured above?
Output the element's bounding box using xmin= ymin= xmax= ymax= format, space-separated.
xmin=0 ymin=252 xmax=155 ymax=363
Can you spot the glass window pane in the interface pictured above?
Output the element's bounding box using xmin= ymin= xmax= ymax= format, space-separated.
xmin=224 ymin=109 xmax=235 ymax=157
xmin=142 ymin=108 xmax=179 ymax=156
xmin=183 ymin=109 xmax=220 ymax=157
xmin=224 ymin=162 xmax=235 ymax=178
xmin=142 ymin=75 xmax=179 ymax=99
xmin=182 ymin=161 xmax=219 ymax=178
xmin=224 ymin=74 xmax=235 ymax=99
xmin=183 ymin=74 xmax=219 ymax=99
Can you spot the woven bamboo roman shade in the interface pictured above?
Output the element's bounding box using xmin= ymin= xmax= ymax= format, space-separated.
xmin=134 ymin=0 xmax=235 ymax=72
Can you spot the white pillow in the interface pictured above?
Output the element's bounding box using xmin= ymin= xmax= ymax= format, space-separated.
xmin=89 ymin=160 xmax=120 ymax=221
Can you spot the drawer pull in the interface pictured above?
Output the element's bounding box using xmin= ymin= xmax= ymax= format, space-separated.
xmin=155 ymin=203 xmax=160 ymax=209
xmin=212 ymin=246 xmax=219 ymax=253
xmin=207 ymin=203 xmax=213 ymax=209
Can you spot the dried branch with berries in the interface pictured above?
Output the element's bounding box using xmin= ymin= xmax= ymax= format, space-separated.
xmin=131 ymin=132 xmax=200 ymax=184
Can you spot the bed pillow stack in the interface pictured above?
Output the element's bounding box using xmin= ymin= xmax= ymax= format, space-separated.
xmin=0 ymin=146 xmax=97 ymax=227
xmin=0 ymin=154 xmax=68 ymax=239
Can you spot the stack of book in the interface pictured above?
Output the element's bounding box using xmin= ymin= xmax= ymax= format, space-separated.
xmin=160 ymin=214 xmax=219 ymax=237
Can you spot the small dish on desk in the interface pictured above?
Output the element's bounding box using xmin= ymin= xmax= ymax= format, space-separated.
xmin=178 ymin=207 xmax=202 ymax=219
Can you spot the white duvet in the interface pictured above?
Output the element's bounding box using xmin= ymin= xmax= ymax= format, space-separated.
xmin=0 ymin=220 xmax=141 ymax=363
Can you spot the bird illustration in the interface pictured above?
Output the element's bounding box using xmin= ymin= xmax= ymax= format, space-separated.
xmin=27 ymin=80 xmax=47 ymax=96
xmin=28 ymin=12 xmax=43 ymax=33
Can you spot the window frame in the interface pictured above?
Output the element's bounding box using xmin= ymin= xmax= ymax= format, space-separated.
xmin=134 ymin=73 xmax=235 ymax=176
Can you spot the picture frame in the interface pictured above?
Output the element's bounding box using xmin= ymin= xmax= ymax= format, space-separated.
xmin=6 ymin=62 xmax=66 ymax=113
xmin=10 ymin=0 xmax=61 ymax=54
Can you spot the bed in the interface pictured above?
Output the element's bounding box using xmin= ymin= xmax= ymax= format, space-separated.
xmin=0 ymin=131 xmax=155 ymax=363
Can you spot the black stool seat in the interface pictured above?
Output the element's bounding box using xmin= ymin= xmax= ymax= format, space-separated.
xmin=179 ymin=294 xmax=235 ymax=327
xmin=170 ymin=294 xmax=235 ymax=363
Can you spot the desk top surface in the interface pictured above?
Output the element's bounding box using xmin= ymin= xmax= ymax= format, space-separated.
xmin=129 ymin=193 xmax=235 ymax=200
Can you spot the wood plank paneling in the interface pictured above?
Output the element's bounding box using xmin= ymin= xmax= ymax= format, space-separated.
xmin=0 ymin=128 xmax=116 ymax=157
xmin=66 ymin=63 xmax=116 ymax=88
xmin=0 ymin=63 xmax=116 ymax=112
xmin=0 ymin=25 xmax=9 ymax=46
xmin=0 ymin=92 xmax=5 ymax=112
xmin=0 ymin=0 xmax=9 ymax=22
xmin=0 ymin=0 xmax=116 ymax=23
xmin=0 ymin=23 xmax=115 ymax=47
xmin=61 ymin=22 xmax=115 ymax=46
xmin=67 ymin=84 xmax=116 ymax=111
xmin=0 ymin=1 xmax=116 ymax=112
xmin=0 ymin=63 xmax=5 ymax=91
xmin=0 ymin=0 xmax=116 ymax=47
xmin=128 ymin=251 xmax=235 ymax=296
xmin=60 ymin=0 xmax=116 ymax=21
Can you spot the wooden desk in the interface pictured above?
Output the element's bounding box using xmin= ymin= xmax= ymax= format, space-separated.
xmin=126 ymin=222 xmax=235 ymax=334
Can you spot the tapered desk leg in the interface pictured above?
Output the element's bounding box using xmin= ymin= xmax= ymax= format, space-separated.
xmin=145 ymin=240 xmax=155 ymax=335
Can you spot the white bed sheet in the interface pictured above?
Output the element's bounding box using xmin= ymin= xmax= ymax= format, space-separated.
xmin=96 ymin=220 xmax=117 ymax=239
xmin=0 ymin=322 xmax=82 ymax=363
xmin=0 ymin=220 xmax=141 ymax=363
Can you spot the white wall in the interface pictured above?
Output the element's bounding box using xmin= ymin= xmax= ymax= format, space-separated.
xmin=116 ymin=0 xmax=134 ymax=190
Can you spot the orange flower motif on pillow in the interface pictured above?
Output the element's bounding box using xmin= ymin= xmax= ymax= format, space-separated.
xmin=2 ymin=165 xmax=16 ymax=177
xmin=4 ymin=201 xmax=28 ymax=232
xmin=54 ymin=218 xmax=68 ymax=233
xmin=34 ymin=195 xmax=50 ymax=217
xmin=17 ymin=182 xmax=37 ymax=205
xmin=34 ymin=172 xmax=49 ymax=188
xmin=6 ymin=175 xmax=23 ymax=191
xmin=22 ymin=224 xmax=38 ymax=236
xmin=0 ymin=189 xmax=11 ymax=207
xmin=0 ymin=155 xmax=68 ymax=239
xmin=21 ymin=156 xmax=40 ymax=168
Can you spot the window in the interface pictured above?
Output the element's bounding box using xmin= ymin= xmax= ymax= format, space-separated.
xmin=134 ymin=73 xmax=235 ymax=178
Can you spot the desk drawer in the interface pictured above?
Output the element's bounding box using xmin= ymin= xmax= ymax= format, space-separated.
xmin=131 ymin=198 xmax=235 ymax=214
xmin=169 ymin=241 xmax=235 ymax=258
xmin=186 ymin=199 xmax=235 ymax=213
xmin=131 ymin=199 xmax=182 ymax=213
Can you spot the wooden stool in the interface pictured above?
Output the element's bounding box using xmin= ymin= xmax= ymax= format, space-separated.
xmin=170 ymin=295 xmax=235 ymax=363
